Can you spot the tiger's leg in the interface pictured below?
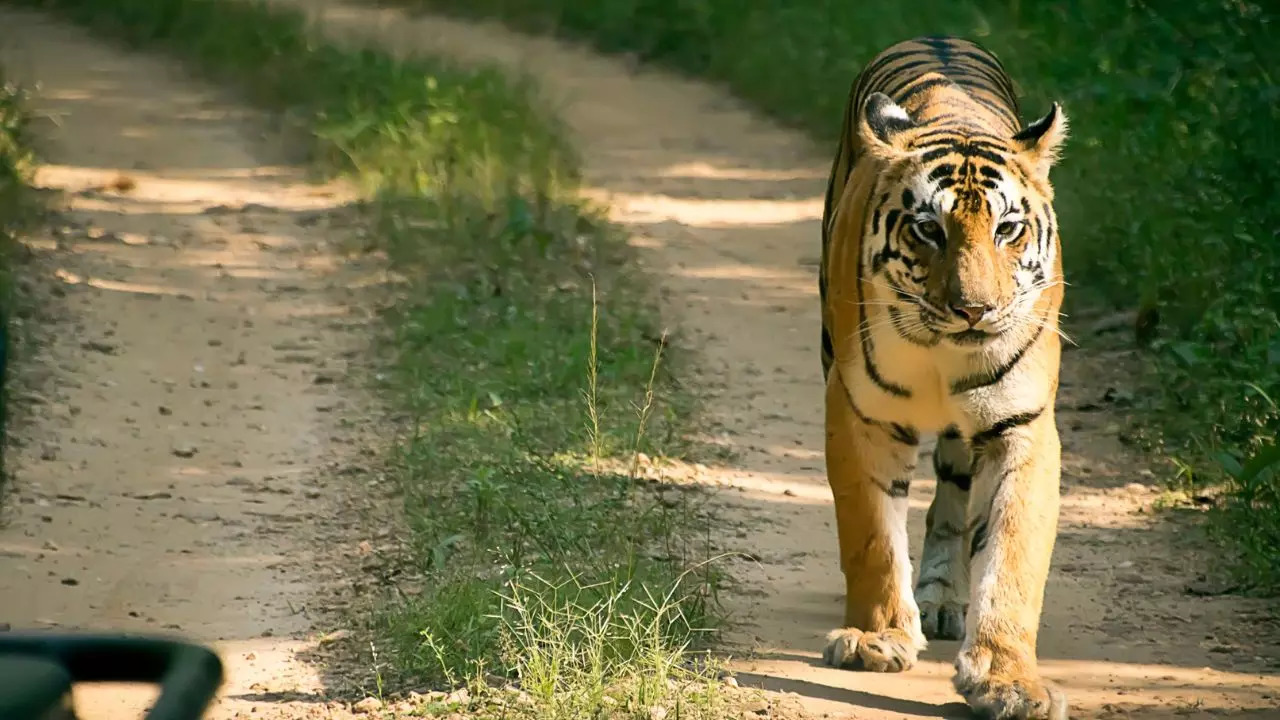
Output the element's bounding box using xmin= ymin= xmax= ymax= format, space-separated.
xmin=954 ymin=411 xmax=1067 ymax=720
xmin=821 ymin=368 xmax=925 ymax=673
xmin=915 ymin=426 xmax=971 ymax=641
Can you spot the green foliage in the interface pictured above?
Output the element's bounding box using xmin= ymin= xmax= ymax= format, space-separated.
xmin=375 ymin=197 xmax=719 ymax=687
xmin=412 ymin=0 xmax=1280 ymax=590
xmin=17 ymin=0 xmax=725 ymax=708
xmin=0 ymin=68 xmax=36 ymax=473
xmin=0 ymin=71 xmax=33 ymax=243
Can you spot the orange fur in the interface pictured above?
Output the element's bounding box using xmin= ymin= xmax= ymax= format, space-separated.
xmin=818 ymin=36 xmax=1070 ymax=720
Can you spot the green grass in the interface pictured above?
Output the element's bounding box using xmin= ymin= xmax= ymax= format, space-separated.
xmin=401 ymin=0 xmax=1280 ymax=593
xmin=8 ymin=0 xmax=732 ymax=714
xmin=0 ymin=66 xmax=37 ymax=479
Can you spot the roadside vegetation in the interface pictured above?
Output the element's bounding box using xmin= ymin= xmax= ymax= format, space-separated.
xmin=0 ymin=66 xmax=37 ymax=476
xmin=9 ymin=0 xmax=737 ymax=716
xmin=407 ymin=0 xmax=1280 ymax=593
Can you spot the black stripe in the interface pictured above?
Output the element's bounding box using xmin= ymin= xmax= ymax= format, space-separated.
xmin=839 ymin=376 xmax=878 ymax=427
xmin=950 ymin=322 xmax=1045 ymax=394
xmin=965 ymin=137 xmax=1012 ymax=153
xmin=959 ymin=144 xmax=1009 ymax=166
xmin=896 ymin=76 xmax=954 ymax=103
xmin=935 ymin=463 xmax=973 ymax=493
xmin=950 ymin=60 xmax=1018 ymax=108
xmin=920 ymin=146 xmax=953 ymax=163
xmin=881 ymin=60 xmax=944 ymax=96
xmin=956 ymin=88 xmax=1020 ymax=127
xmin=836 ymin=371 xmax=921 ymax=445
xmin=969 ymin=519 xmax=990 ymax=558
xmin=870 ymin=192 xmax=889 ymax=234
xmin=932 ymin=435 xmax=973 ymax=492
xmin=889 ymin=307 xmax=941 ymax=348
xmin=920 ymin=36 xmax=955 ymax=66
xmin=860 ymin=49 xmax=926 ymax=93
xmin=911 ymin=128 xmax=967 ymax=146
xmin=928 ymin=163 xmax=956 ymax=181
xmin=889 ymin=423 xmax=920 ymax=446
xmin=861 ymin=333 xmax=913 ymax=398
xmin=971 ymin=408 xmax=1044 ymax=450
xmin=884 ymin=208 xmax=902 ymax=236
xmin=821 ymin=326 xmax=835 ymax=379
xmin=916 ymin=576 xmax=954 ymax=589
xmin=856 ymin=197 xmax=911 ymax=399
xmin=954 ymin=48 xmax=1012 ymax=79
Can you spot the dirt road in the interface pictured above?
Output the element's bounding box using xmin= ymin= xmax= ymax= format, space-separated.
xmin=0 ymin=9 xmax=386 ymax=719
xmin=263 ymin=2 xmax=1280 ymax=718
xmin=1 ymin=3 xmax=1277 ymax=720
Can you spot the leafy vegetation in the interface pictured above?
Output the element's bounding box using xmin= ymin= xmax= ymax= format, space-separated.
xmin=408 ymin=0 xmax=1280 ymax=591
xmin=0 ymin=67 xmax=36 ymax=472
xmin=10 ymin=0 xmax=731 ymax=713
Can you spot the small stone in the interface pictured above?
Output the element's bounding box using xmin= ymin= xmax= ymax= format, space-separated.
xmin=81 ymin=340 xmax=119 ymax=355
xmin=318 ymin=629 xmax=351 ymax=645
xmin=60 ymin=578 xmax=79 ymax=587
xmin=172 ymin=443 xmax=198 ymax=458
xmin=40 ymin=444 xmax=59 ymax=461
xmin=445 ymin=688 xmax=470 ymax=705
xmin=158 ymin=405 xmax=173 ymax=416
xmin=352 ymin=697 xmax=382 ymax=714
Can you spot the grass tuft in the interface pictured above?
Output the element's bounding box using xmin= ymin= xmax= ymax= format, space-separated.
xmin=11 ymin=0 xmax=732 ymax=711
xmin=405 ymin=0 xmax=1280 ymax=593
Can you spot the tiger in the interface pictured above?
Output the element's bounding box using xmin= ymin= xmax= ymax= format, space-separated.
xmin=817 ymin=35 xmax=1070 ymax=720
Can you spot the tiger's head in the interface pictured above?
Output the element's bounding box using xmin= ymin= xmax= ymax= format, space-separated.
xmin=856 ymin=91 xmax=1068 ymax=348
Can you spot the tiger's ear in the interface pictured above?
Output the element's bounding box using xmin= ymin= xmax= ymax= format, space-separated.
xmin=1013 ymin=102 xmax=1068 ymax=179
xmin=857 ymin=92 xmax=916 ymax=160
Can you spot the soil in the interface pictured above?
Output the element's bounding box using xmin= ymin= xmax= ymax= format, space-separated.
xmin=0 ymin=3 xmax=1277 ymax=720
xmin=267 ymin=3 xmax=1280 ymax=718
xmin=0 ymin=9 xmax=395 ymax=719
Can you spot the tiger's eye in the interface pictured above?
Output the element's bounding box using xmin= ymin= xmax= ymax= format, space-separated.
xmin=995 ymin=220 xmax=1024 ymax=240
xmin=913 ymin=219 xmax=945 ymax=244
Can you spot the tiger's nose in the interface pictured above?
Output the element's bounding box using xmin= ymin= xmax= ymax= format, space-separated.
xmin=950 ymin=303 xmax=991 ymax=327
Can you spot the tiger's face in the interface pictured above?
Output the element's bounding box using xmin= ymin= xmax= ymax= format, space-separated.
xmin=858 ymin=93 xmax=1067 ymax=348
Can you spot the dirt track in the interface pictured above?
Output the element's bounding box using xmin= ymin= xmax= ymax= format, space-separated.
xmin=266 ymin=2 xmax=1280 ymax=718
xmin=0 ymin=9 xmax=387 ymax=719
xmin=0 ymin=2 xmax=1278 ymax=719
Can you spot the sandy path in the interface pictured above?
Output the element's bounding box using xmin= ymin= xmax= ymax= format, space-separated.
xmin=257 ymin=3 xmax=1280 ymax=719
xmin=0 ymin=9 xmax=384 ymax=719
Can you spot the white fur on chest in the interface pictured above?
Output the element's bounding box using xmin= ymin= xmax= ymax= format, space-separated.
xmin=841 ymin=313 xmax=1044 ymax=434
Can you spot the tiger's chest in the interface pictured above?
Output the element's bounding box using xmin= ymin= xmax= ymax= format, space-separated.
xmin=840 ymin=320 xmax=1034 ymax=436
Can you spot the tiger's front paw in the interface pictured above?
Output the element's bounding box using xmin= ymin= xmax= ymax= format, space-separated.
xmin=953 ymin=656 xmax=1068 ymax=720
xmin=822 ymin=627 xmax=919 ymax=673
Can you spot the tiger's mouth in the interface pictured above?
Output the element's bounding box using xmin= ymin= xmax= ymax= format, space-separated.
xmin=914 ymin=308 xmax=1005 ymax=345
xmin=947 ymin=327 xmax=997 ymax=345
